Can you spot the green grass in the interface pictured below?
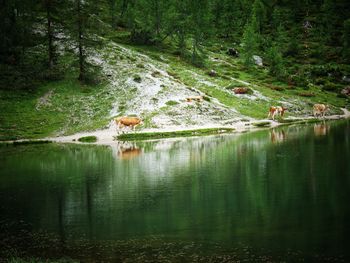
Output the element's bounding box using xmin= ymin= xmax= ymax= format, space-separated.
xmin=116 ymin=127 xmax=235 ymax=141
xmin=165 ymin=100 xmax=179 ymax=106
xmin=252 ymin=121 xmax=271 ymax=127
xmin=77 ymin=136 xmax=98 ymax=143
xmin=0 ymin=76 xmax=113 ymax=141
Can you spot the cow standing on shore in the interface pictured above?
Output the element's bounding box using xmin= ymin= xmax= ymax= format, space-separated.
xmin=313 ymin=104 xmax=328 ymax=118
xmin=115 ymin=116 xmax=142 ymax=132
xmin=268 ymin=106 xmax=287 ymax=120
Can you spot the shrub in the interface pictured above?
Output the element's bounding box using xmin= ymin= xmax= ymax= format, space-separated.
xmin=267 ymin=45 xmax=285 ymax=79
xmin=290 ymin=74 xmax=308 ymax=87
xmin=252 ymin=121 xmax=271 ymax=127
xmin=207 ymin=70 xmax=218 ymax=77
xmin=298 ymin=92 xmax=315 ymax=97
xmin=151 ymin=71 xmax=161 ymax=77
xmin=165 ymin=100 xmax=179 ymax=106
xmin=322 ymin=81 xmax=343 ymax=92
xmin=269 ymin=85 xmax=284 ymax=91
xmin=133 ymin=74 xmax=142 ymax=83
xmin=314 ymin=77 xmax=326 ymax=85
xmin=78 ymin=136 xmax=97 ymax=143
xmin=203 ymin=95 xmax=211 ymax=102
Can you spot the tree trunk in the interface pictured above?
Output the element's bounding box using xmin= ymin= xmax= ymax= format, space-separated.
xmin=77 ymin=0 xmax=84 ymax=81
xmin=154 ymin=0 xmax=160 ymax=39
xmin=110 ymin=0 xmax=116 ymax=28
xmin=46 ymin=0 xmax=54 ymax=69
xmin=120 ymin=0 xmax=127 ymax=19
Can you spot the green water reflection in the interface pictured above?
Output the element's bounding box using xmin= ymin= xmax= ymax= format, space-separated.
xmin=0 ymin=120 xmax=349 ymax=260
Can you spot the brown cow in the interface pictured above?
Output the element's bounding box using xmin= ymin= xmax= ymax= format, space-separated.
xmin=115 ymin=116 xmax=142 ymax=131
xmin=313 ymin=104 xmax=328 ymax=118
xmin=186 ymin=96 xmax=203 ymax=102
xmin=268 ymin=106 xmax=287 ymax=120
xmin=232 ymin=87 xmax=249 ymax=94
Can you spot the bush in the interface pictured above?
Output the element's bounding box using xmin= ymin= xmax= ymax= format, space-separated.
xmin=151 ymin=71 xmax=161 ymax=77
xmin=268 ymin=85 xmax=284 ymax=91
xmin=322 ymin=81 xmax=343 ymax=92
xmin=291 ymin=74 xmax=308 ymax=87
xmin=252 ymin=121 xmax=271 ymax=127
xmin=225 ymin=82 xmax=247 ymax=90
xmin=207 ymin=70 xmax=218 ymax=77
xmin=133 ymin=74 xmax=142 ymax=83
xmin=78 ymin=136 xmax=97 ymax=143
xmin=165 ymin=100 xmax=179 ymax=106
xmin=267 ymin=45 xmax=285 ymax=79
xmin=314 ymin=77 xmax=326 ymax=85
xmin=298 ymin=92 xmax=315 ymax=97
xmin=203 ymin=95 xmax=211 ymax=102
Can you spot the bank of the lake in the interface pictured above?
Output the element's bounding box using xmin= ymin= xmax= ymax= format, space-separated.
xmin=42 ymin=108 xmax=350 ymax=143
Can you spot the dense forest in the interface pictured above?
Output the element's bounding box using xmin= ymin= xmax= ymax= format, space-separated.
xmin=1 ymin=0 xmax=350 ymax=89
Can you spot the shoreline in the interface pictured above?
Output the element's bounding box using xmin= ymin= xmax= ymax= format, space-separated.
xmin=2 ymin=108 xmax=350 ymax=146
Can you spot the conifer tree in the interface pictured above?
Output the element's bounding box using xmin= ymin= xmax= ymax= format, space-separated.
xmin=342 ymin=19 xmax=350 ymax=62
xmin=66 ymin=0 xmax=102 ymax=82
xmin=241 ymin=15 xmax=260 ymax=66
xmin=188 ymin=0 xmax=212 ymax=66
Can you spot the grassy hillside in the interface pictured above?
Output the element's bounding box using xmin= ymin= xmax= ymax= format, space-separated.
xmin=0 ymin=31 xmax=349 ymax=141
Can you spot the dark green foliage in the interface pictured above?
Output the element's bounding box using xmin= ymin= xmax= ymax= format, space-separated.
xmin=78 ymin=136 xmax=97 ymax=142
xmin=133 ymin=74 xmax=142 ymax=83
xmin=241 ymin=22 xmax=259 ymax=66
xmin=252 ymin=121 xmax=270 ymax=127
xmin=267 ymin=45 xmax=285 ymax=79
xmin=117 ymin=128 xmax=234 ymax=141
xmin=342 ymin=19 xmax=350 ymax=61
xmin=298 ymin=92 xmax=315 ymax=97
xmin=203 ymin=95 xmax=211 ymax=102
xmin=322 ymin=82 xmax=343 ymax=92
xmin=165 ymin=100 xmax=179 ymax=106
xmin=0 ymin=0 xmax=349 ymax=94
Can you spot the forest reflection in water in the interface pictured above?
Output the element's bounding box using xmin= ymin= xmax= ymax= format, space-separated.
xmin=0 ymin=120 xmax=349 ymax=262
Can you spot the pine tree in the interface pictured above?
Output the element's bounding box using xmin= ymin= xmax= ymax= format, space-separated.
xmin=251 ymin=0 xmax=266 ymax=34
xmin=188 ymin=0 xmax=212 ymax=66
xmin=241 ymin=16 xmax=260 ymax=66
xmin=267 ymin=44 xmax=285 ymax=79
xmin=342 ymin=19 xmax=350 ymax=62
xmin=108 ymin=0 xmax=117 ymax=28
xmin=43 ymin=0 xmax=64 ymax=70
xmin=168 ymin=0 xmax=190 ymax=55
xmin=66 ymin=0 xmax=102 ymax=82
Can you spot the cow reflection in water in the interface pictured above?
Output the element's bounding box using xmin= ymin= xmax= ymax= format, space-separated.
xmin=314 ymin=122 xmax=329 ymax=136
xmin=116 ymin=142 xmax=142 ymax=160
xmin=270 ymin=129 xmax=286 ymax=143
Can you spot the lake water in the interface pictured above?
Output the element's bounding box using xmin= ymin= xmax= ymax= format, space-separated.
xmin=1 ymin=120 xmax=350 ymax=262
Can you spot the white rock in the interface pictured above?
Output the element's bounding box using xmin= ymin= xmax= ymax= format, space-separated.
xmin=253 ymin=55 xmax=263 ymax=66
